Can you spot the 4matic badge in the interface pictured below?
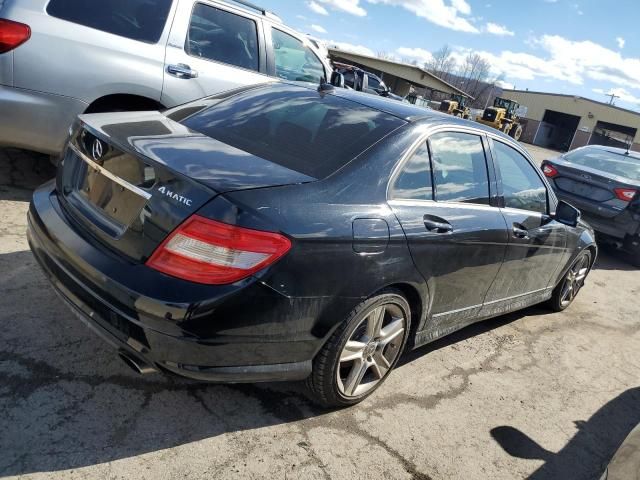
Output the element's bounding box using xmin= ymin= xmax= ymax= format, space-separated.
xmin=157 ymin=186 xmax=193 ymax=207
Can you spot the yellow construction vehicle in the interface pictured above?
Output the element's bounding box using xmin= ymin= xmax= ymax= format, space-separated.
xmin=439 ymin=94 xmax=471 ymax=119
xmin=476 ymin=97 xmax=523 ymax=141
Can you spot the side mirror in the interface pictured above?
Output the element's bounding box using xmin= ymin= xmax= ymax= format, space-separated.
xmin=330 ymin=72 xmax=345 ymax=88
xmin=553 ymin=200 xmax=580 ymax=227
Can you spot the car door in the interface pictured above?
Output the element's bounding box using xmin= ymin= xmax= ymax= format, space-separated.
xmin=389 ymin=130 xmax=509 ymax=332
xmin=161 ymin=0 xmax=271 ymax=107
xmin=481 ymin=138 xmax=568 ymax=312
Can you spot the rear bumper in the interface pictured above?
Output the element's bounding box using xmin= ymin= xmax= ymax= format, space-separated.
xmin=0 ymin=85 xmax=87 ymax=155
xmin=27 ymin=182 xmax=317 ymax=382
xmin=554 ymin=190 xmax=640 ymax=239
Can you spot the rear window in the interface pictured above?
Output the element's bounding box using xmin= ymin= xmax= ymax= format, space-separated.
xmin=178 ymin=85 xmax=405 ymax=178
xmin=47 ymin=0 xmax=172 ymax=43
xmin=564 ymin=148 xmax=640 ymax=181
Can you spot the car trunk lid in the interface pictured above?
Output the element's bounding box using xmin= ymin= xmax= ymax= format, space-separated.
xmin=56 ymin=112 xmax=315 ymax=262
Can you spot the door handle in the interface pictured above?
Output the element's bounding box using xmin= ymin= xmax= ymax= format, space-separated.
xmin=167 ymin=63 xmax=198 ymax=79
xmin=424 ymin=216 xmax=453 ymax=233
xmin=512 ymin=223 xmax=530 ymax=239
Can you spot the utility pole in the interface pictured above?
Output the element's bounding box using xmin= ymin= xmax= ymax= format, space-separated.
xmin=605 ymin=93 xmax=620 ymax=105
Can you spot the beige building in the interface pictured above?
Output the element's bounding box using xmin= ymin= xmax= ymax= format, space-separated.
xmin=502 ymin=90 xmax=640 ymax=152
xmin=328 ymin=47 xmax=469 ymax=99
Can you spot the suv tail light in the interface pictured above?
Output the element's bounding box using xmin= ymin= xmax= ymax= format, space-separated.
xmin=0 ymin=19 xmax=31 ymax=54
xmin=542 ymin=163 xmax=558 ymax=178
xmin=614 ymin=188 xmax=638 ymax=202
xmin=146 ymin=215 xmax=291 ymax=285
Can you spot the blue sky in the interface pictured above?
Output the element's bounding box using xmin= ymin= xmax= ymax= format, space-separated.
xmin=260 ymin=0 xmax=640 ymax=110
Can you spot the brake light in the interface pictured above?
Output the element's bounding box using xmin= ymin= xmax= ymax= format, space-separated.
xmin=146 ymin=215 xmax=291 ymax=284
xmin=614 ymin=188 xmax=638 ymax=202
xmin=0 ymin=19 xmax=31 ymax=54
xmin=542 ymin=164 xmax=558 ymax=178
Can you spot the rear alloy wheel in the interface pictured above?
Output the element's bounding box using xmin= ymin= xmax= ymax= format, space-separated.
xmin=308 ymin=290 xmax=411 ymax=408
xmin=549 ymin=250 xmax=592 ymax=311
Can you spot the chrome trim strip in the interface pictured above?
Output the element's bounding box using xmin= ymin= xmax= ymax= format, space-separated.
xmin=69 ymin=144 xmax=152 ymax=200
xmin=483 ymin=287 xmax=552 ymax=306
xmin=432 ymin=303 xmax=481 ymax=318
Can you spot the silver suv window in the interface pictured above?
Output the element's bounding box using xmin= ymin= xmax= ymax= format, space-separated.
xmin=186 ymin=3 xmax=260 ymax=71
xmin=47 ymin=0 xmax=172 ymax=43
xmin=272 ymin=29 xmax=325 ymax=83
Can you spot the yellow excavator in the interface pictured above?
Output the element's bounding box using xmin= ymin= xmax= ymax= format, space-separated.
xmin=439 ymin=94 xmax=471 ymax=119
xmin=476 ymin=97 xmax=523 ymax=141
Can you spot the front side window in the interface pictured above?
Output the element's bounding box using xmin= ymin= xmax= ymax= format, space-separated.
xmin=493 ymin=141 xmax=548 ymax=214
xmin=186 ymin=4 xmax=259 ymax=71
xmin=390 ymin=143 xmax=432 ymax=201
xmin=47 ymin=0 xmax=172 ymax=43
xmin=430 ymin=132 xmax=490 ymax=204
xmin=272 ymin=29 xmax=325 ymax=83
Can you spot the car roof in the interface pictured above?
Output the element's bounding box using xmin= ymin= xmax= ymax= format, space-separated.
xmin=573 ymin=144 xmax=640 ymax=160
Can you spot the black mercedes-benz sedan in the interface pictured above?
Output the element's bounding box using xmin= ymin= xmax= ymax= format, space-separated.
xmin=28 ymin=82 xmax=597 ymax=407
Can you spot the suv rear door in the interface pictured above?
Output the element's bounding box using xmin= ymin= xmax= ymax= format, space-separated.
xmin=161 ymin=0 xmax=271 ymax=107
xmin=265 ymin=24 xmax=328 ymax=83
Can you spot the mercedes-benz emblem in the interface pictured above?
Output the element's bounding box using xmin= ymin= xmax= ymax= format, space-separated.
xmin=91 ymin=139 xmax=104 ymax=161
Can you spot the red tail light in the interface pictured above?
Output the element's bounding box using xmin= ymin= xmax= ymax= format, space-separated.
xmin=146 ymin=215 xmax=291 ymax=285
xmin=0 ymin=19 xmax=31 ymax=54
xmin=542 ymin=163 xmax=558 ymax=178
xmin=614 ymin=188 xmax=638 ymax=202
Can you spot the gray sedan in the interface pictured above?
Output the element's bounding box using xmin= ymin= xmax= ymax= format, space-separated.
xmin=541 ymin=145 xmax=640 ymax=266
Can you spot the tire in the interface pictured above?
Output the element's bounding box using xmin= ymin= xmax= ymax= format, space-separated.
xmin=548 ymin=250 xmax=592 ymax=312
xmin=307 ymin=290 xmax=411 ymax=408
xmin=509 ymin=124 xmax=523 ymax=141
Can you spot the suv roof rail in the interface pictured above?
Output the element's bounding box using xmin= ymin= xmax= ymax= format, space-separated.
xmin=226 ymin=0 xmax=282 ymax=22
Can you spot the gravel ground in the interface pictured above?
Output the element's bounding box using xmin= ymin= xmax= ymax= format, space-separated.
xmin=1 ymin=146 xmax=639 ymax=480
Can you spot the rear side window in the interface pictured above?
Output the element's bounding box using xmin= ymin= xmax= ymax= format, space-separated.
xmin=391 ymin=143 xmax=433 ymax=201
xmin=430 ymin=132 xmax=490 ymax=204
xmin=180 ymin=85 xmax=405 ymax=179
xmin=492 ymin=141 xmax=548 ymax=214
xmin=186 ymin=4 xmax=259 ymax=71
xmin=272 ymin=29 xmax=325 ymax=83
xmin=47 ymin=0 xmax=172 ymax=43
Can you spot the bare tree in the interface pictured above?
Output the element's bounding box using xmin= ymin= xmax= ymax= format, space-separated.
xmin=458 ymin=52 xmax=491 ymax=100
xmin=425 ymin=45 xmax=457 ymax=82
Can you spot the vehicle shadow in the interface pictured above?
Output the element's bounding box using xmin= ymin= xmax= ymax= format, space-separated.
xmin=0 ymin=250 xmax=328 ymax=476
xmin=0 ymin=148 xmax=54 ymax=200
xmin=591 ymin=244 xmax=637 ymax=272
xmin=490 ymin=387 xmax=640 ymax=479
xmin=0 ymin=244 xmax=629 ymax=477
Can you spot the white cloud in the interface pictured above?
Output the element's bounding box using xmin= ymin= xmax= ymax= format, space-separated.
xmin=485 ymin=22 xmax=514 ymax=36
xmin=328 ymin=40 xmax=375 ymax=56
xmin=616 ymin=36 xmax=625 ymax=49
xmin=308 ymin=1 xmax=329 ymax=15
xmin=396 ymin=46 xmax=433 ymax=64
xmin=496 ymin=80 xmax=515 ymax=89
xmin=366 ymin=0 xmax=479 ymax=33
xmin=316 ymin=0 xmax=367 ymax=16
xmin=310 ymin=24 xmax=328 ymax=33
xmin=593 ymin=87 xmax=640 ymax=106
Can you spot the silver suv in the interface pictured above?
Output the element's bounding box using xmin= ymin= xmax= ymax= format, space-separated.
xmin=0 ymin=0 xmax=332 ymax=155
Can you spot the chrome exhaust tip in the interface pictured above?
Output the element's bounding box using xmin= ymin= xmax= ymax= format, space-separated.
xmin=118 ymin=351 xmax=156 ymax=375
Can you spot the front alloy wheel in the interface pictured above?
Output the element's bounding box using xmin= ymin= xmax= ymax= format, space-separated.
xmin=308 ymin=290 xmax=411 ymax=408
